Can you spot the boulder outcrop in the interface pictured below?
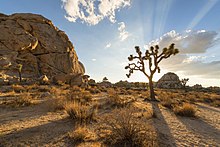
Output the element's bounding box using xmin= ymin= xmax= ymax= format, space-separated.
xmin=0 ymin=13 xmax=85 ymax=84
xmin=156 ymin=72 xmax=182 ymax=89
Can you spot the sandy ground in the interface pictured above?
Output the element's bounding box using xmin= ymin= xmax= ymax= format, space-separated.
xmin=151 ymin=102 xmax=220 ymax=146
xmin=0 ymin=100 xmax=74 ymax=146
xmin=0 ymin=95 xmax=220 ymax=146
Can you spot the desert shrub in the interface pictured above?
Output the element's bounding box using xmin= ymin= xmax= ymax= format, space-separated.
xmin=118 ymin=88 xmax=127 ymax=95
xmin=203 ymin=97 xmax=213 ymax=103
xmin=212 ymin=100 xmax=220 ymax=107
xmin=12 ymin=84 xmax=25 ymax=93
xmin=174 ymin=103 xmax=196 ymax=117
xmin=26 ymin=83 xmax=39 ymax=91
xmin=107 ymin=89 xmax=135 ymax=108
xmin=187 ymin=95 xmax=196 ymax=103
xmin=49 ymin=86 xmax=92 ymax=111
xmin=86 ymin=87 xmax=101 ymax=94
xmin=160 ymin=96 xmax=179 ymax=109
xmin=65 ymin=102 xmax=97 ymax=124
xmin=126 ymin=89 xmax=135 ymax=95
xmin=5 ymin=93 xmax=35 ymax=107
xmin=161 ymin=97 xmax=173 ymax=109
xmin=99 ymin=87 xmax=107 ymax=92
xmin=138 ymin=91 xmax=150 ymax=99
xmin=47 ymin=86 xmax=69 ymax=111
xmin=68 ymin=126 xmax=96 ymax=144
xmin=68 ymin=87 xmax=92 ymax=104
xmin=48 ymin=97 xmax=66 ymax=111
xmin=97 ymin=108 xmax=157 ymax=147
xmin=37 ymin=86 xmax=51 ymax=92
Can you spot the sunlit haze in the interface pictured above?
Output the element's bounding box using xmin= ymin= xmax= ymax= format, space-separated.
xmin=1 ymin=0 xmax=220 ymax=87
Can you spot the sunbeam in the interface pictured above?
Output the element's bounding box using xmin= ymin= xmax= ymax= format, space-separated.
xmin=139 ymin=0 xmax=155 ymax=43
xmin=187 ymin=0 xmax=219 ymax=30
xmin=153 ymin=0 xmax=173 ymax=39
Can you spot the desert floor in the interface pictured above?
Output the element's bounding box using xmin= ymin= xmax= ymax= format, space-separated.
xmin=0 ymin=86 xmax=220 ymax=146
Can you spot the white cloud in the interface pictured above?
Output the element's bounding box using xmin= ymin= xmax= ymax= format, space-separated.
xmin=118 ymin=22 xmax=130 ymax=41
xmin=145 ymin=30 xmax=218 ymax=54
xmin=182 ymin=56 xmax=207 ymax=63
xmin=144 ymin=30 xmax=220 ymax=79
xmin=61 ymin=0 xmax=131 ymax=25
xmin=105 ymin=43 xmax=111 ymax=48
xmin=92 ymin=58 xmax=97 ymax=61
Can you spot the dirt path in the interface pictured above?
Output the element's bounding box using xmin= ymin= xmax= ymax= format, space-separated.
xmin=0 ymin=101 xmax=73 ymax=146
xmin=0 ymin=96 xmax=219 ymax=146
xmin=151 ymin=102 xmax=220 ymax=146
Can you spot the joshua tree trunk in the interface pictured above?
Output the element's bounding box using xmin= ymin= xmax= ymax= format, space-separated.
xmin=145 ymin=76 xmax=156 ymax=101
xmin=18 ymin=71 xmax=22 ymax=82
xmin=149 ymin=79 xmax=155 ymax=100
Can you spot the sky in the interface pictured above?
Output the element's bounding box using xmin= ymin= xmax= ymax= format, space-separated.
xmin=0 ymin=0 xmax=220 ymax=87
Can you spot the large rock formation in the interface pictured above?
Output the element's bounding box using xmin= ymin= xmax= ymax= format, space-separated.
xmin=0 ymin=13 xmax=85 ymax=84
xmin=156 ymin=72 xmax=182 ymax=89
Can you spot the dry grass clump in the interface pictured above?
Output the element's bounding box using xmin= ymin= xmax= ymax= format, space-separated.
xmin=68 ymin=86 xmax=92 ymax=104
xmin=86 ymin=86 xmax=101 ymax=94
xmin=138 ymin=91 xmax=150 ymax=99
xmin=161 ymin=97 xmax=174 ymax=109
xmin=107 ymin=89 xmax=136 ymax=108
xmin=98 ymin=87 xmax=107 ymax=92
xmin=3 ymin=93 xmax=35 ymax=107
xmin=47 ymin=86 xmax=69 ymax=111
xmin=64 ymin=102 xmax=97 ymax=124
xmin=97 ymin=108 xmax=158 ymax=147
xmin=48 ymin=86 xmax=93 ymax=111
xmin=25 ymin=83 xmax=39 ymax=91
xmin=16 ymin=93 xmax=34 ymax=106
xmin=157 ymin=91 xmax=180 ymax=109
xmin=48 ymin=97 xmax=66 ymax=111
xmin=212 ymin=100 xmax=220 ymax=107
xmin=12 ymin=84 xmax=25 ymax=93
xmin=68 ymin=126 xmax=97 ymax=144
xmin=37 ymin=86 xmax=51 ymax=92
xmin=174 ymin=103 xmax=196 ymax=117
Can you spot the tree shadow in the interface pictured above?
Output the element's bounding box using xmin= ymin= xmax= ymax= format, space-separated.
xmin=194 ymin=103 xmax=220 ymax=113
xmin=0 ymin=117 xmax=74 ymax=146
xmin=151 ymin=102 xmax=177 ymax=147
xmin=177 ymin=116 xmax=220 ymax=144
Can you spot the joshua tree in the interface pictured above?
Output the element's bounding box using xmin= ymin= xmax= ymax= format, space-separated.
xmin=17 ymin=64 xmax=23 ymax=82
xmin=181 ymin=78 xmax=189 ymax=92
xmin=102 ymin=77 xmax=108 ymax=82
xmin=125 ymin=43 xmax=179 ymax=101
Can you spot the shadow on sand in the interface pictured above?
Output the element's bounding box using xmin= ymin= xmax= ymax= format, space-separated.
xmin=177 ymin=116 xmax=220 ymax=144
xmin=195 ymin=103 xmax=220 ymax=113
xmin=151 ymin=102 xmax=177 ymax=147
xmin=0 ymin=118 xmax=73 ymax=146
xmin=0 ymin=101 xmax=51 ymax=125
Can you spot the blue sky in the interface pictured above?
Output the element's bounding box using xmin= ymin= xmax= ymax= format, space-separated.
xmin=1 ymin=0 xmax=220 ymax=87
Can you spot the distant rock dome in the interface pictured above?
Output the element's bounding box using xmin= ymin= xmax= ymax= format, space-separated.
xmin=156 ymin=72 xmax=182 ymax=89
